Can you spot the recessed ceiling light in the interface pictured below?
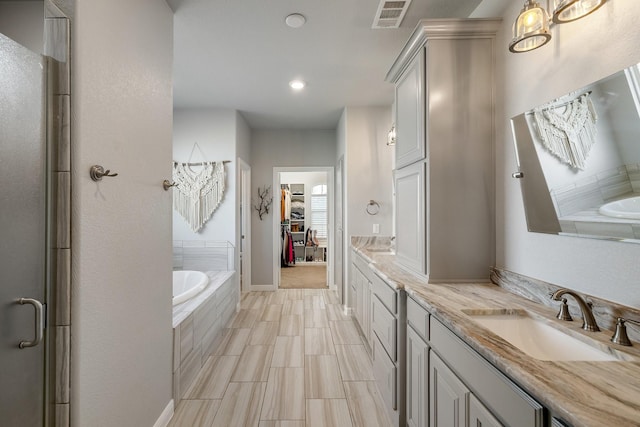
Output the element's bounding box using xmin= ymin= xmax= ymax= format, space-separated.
xmin=289 ymin=80 xmax=306 ymax=90
xmin=285 ymin=13 xmax=306 ymax=28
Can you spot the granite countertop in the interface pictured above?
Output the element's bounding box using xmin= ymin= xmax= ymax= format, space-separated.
xmin=351 ymin=241 xmax=640 ymax=427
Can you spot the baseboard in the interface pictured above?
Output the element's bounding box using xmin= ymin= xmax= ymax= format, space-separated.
xmin=153 ymin=399 xmax=174 ymax=427
xmin=251 ymin=284 xmax=275 ymax=291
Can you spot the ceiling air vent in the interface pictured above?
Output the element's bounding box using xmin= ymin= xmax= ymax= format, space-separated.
xmin=372 ymin=0 xmax=412 ymax=29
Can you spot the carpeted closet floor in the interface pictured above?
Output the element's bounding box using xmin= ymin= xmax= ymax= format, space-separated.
xmin=280 ymin=264 xmax=327 ymax=289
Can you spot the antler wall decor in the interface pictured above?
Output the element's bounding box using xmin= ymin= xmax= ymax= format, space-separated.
xmin=254 ymin=185 xmax=273 ymax=220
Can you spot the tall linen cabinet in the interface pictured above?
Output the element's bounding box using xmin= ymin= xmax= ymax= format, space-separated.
xmin=387 ymin=19 xmax=499 ymax=282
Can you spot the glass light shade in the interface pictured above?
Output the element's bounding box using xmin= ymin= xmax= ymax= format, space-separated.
xmin=387 ymin=126 xmax=396 ymax=146
xmin=553 ymin=0 xmax=607 ymax=23
xmin=509 ymin=0 xmax=552 ymax=53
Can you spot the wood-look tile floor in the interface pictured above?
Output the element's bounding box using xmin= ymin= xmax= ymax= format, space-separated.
xmin=169 ymin=289 xmax=392 ymax=427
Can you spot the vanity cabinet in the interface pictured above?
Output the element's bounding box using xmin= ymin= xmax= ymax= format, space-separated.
xmin=429 ymin=316 xmax=544 ymax=427
xmin=429 ymin=350 xmax=469 ymax=427
xmin=351 ymin=250 xmax=372 ymax=348
xmin=395 ymin=48 xmax=425 ymax=169
xmin=370 ymin=271 xmax=406 ymax=427
xmin=406 ymin=324 xmax=429 ymax=427
xmin=406 ymin=296 xmax=430 ymax=427
xmin=386 ymin=19 xmax=500 ymax=281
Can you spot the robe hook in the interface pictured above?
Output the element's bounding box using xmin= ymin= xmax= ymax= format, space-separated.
xmin=89 ymin=165 xmax=118 ymax=181
xmin=163 ymin=180 xmax=177 ymax=191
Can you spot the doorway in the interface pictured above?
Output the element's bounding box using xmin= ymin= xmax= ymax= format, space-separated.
xmin=272 ymin=167 xmax=334 ymax=290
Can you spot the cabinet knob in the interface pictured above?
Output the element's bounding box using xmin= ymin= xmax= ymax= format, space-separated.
xmin=511 ymin=171 xmax=524 ymax=179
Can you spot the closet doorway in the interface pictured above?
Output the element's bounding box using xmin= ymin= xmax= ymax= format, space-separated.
xmin=272 ymin=167 xmax=334 ymax=290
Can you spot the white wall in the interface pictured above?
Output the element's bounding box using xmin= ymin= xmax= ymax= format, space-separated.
xmin=497 ymin=1 xmax=640 ymax=307
xmin=173 ymin=108 xmax=238 ymax=245
xmin=250 ymin=130 xmax=336 ymax=285
xmin=71 ymin=0 xmax=174 ymax=425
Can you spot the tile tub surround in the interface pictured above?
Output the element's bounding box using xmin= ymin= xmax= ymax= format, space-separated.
xmin=351 ymin=241 xmax=640 ymax=427
xmin=173 ymin=271 xmax=237 ymax=405
xmin=173 ymin=240 xmax=234 ymax=272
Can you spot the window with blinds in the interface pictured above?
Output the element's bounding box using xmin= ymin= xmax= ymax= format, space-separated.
xmin=311 ymin=184 xmax=327 ymax=242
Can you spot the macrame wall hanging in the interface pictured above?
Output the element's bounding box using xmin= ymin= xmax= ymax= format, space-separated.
xmin=172 ymin=142 xmax=227 ymax=232
xmin=532 ymin=91 xmax=598 ymax=170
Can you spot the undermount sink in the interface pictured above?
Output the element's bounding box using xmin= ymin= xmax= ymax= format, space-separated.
xmin=462 ymin=309 xmax=620 ymax=362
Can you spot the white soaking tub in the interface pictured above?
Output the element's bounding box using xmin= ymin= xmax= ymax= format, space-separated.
xmin=172 ymin=270 xmax=209 ymax=306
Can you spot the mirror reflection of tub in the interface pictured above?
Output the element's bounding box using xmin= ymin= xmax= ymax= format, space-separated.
xmin=511 ymin=63 xmax=640 ymax=243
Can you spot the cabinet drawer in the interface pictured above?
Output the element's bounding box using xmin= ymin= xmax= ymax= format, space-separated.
xmin=371 ymin=296 xmax=397 ymax=360
xmin=372 ymin=333 xmax=397 ymax=411
xmin=430 ymin=318 xmax=544 ymax=427
xmin=371 ymin=272 xmax=397 ymax=314
xmin=407 ymin=296 xmax=429 ymax=341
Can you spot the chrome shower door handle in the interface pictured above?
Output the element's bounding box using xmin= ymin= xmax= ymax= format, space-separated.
xmin=17 ymin=298 xmax=44 ymax=349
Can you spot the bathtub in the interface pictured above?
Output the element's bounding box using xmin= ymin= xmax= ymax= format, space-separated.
xmin=599 ymin=196 xmax=640 ymax=220
xmin=173 ymin=270 xmax=209 ymax=306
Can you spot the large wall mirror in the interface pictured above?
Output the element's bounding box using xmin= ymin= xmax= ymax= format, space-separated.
xmin=511 ymin=63 xmax=640 ymax=243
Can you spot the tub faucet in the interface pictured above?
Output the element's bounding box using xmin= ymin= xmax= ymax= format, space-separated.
xmin=551 ymin=289 xmax=600 ymax=332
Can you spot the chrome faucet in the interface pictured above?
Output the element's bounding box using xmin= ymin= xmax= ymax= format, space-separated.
xmin=551 ymin=289 xmax=600 ymax=332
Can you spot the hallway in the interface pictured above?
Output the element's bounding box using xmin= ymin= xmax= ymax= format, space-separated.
xmin=169 ymin=289 xmax=392 ymax=427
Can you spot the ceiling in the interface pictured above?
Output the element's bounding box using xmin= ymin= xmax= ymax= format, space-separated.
xmin=169 ymin=0 xmax=511 ymax=130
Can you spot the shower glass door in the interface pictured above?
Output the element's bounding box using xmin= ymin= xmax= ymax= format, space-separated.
xmin=0 ymin=31 xmax=48 ymax=425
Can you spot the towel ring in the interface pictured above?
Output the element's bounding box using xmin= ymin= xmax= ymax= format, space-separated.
xmin=366 ymin=200 xmax=380 ymax=216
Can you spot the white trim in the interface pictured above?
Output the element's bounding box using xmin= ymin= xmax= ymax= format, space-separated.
xmin=238 ymin=157 xmax=251 ymax=293
xmin=273 ymin=166 xmax=335 ymax=291
xmin=251 ymin=284 xmax=275 ymax=291
xmin=153 ymin=400 xmax=174 ymax=427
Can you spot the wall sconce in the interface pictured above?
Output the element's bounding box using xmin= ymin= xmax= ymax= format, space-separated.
xmin=387 ymin=125 xmax=396 ymax=146
xmin=509 ymin=0 xmax=607 ymax=53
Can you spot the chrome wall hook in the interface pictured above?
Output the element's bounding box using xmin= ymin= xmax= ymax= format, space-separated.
xmin=163 ymin=179 xmax=176 ymax=191
xmin=90 ymin=165 xmax=118 ymax=181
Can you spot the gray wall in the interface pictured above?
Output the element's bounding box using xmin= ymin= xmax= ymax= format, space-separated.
xmin=0 ymin=1 xmax=44 ymax=54
xmin=250 ymin=130 xmax=336 ymax=285
xmin=71 ymin=0 xmax=174 ymax=425
xmin=338 ymin=107 xmax=394 ymax=309
xmin=497 ymin=0 xmax=640 ymax=308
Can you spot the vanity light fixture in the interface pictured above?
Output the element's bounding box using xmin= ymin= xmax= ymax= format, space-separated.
xmin=289 ymin=80 xmax=305 ymax=90
xmin=509 ymin=0 xmax=551 ymax=53
xmin=552 ymin=0 xmax=607 ymax=23
xmin=509 ymin=0 xmax=607 ymax=53
xmin=387 ymin=125 xmax=396 ymax=146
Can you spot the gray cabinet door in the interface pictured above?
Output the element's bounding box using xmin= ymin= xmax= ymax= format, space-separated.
xmin=0 ymin=33 xmax=47 ymax=426
xmin=429 ymin=350 xmax=469 ymax=427
xmin=394 ymin=161 xmax=426 ymax=274
xmin=395 ymin=48 xmax=425 ymax=168
xmin=469 ymin=394 xmax=503 ymax=427
xmin=407 ymin=326 xmax=429 ymax=427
